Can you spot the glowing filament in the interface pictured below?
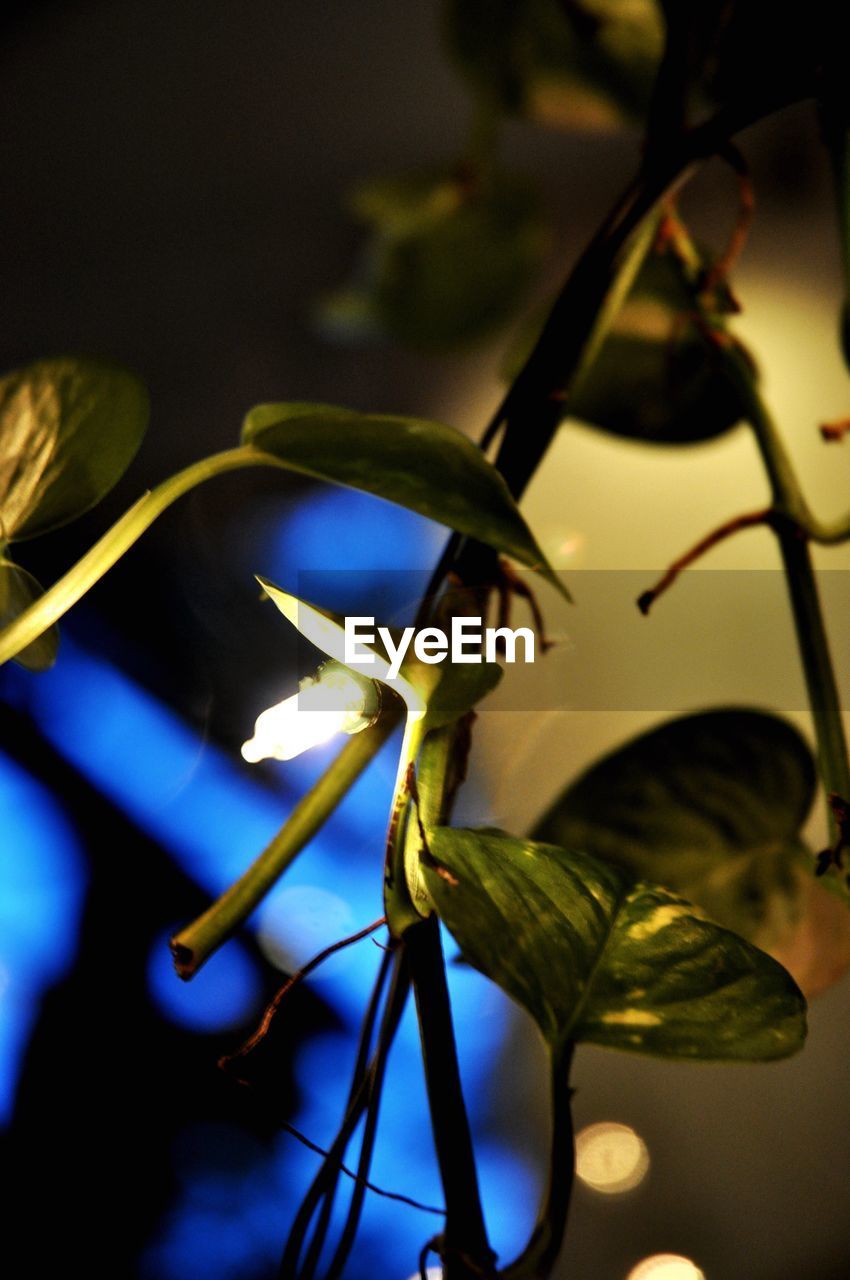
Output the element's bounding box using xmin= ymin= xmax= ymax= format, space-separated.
xmin=241 ymin=663 xmax=378 ymax=763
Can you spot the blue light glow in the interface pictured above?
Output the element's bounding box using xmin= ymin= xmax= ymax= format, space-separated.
xmin=257 ymin=486 xmax=444 ymax=574
xmin=0 ymin=607 xmax=529 ymax=1277
xmin=238 ymin=485 xmax=446 ymax=621
xmin=0 ymin=749 xmax=87 ymax=1124
xmin=147 ymin=929 xmax=264 ymax=1033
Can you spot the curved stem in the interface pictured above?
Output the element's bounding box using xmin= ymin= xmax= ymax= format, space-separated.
xmin=172 ymin=700 xmax=401 ymax=978
xmin=744 ymin=390 xmax=850 ymax=832
xmin=501 ymin=1045 xmax=575 ymax=1280
xmin=0 ymin=445 xmax=287 ymax=667
xmin=383 ymin=715 xmax=428 ymax=937
xmin=773 ymin=520 xmax=850 ymax=813
xmin=489 ymin=87 xmax=812 ymax=506
xmin=810 ymin=516 xmax=850 ymax=545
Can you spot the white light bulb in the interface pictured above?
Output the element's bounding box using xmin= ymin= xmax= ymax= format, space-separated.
xmin=241 ymin=663 xmax=379 ymax=763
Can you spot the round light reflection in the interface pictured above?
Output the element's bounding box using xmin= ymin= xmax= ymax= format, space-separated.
xmin=256 ymin=885 xmax=355 ymax=981
xmin=575 ymin=1121 xmax=649 ymax=1194
xmin=626 ymin=1255 xmax=705 ymax=1280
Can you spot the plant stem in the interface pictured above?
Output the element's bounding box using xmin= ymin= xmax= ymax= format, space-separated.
xmin=171 ymin=700 xmax=401 ymax=977
xmin=774 ymin=521 xmax=850 ymax=810
xmin=384 ymin=715 xmax=429 ymax=937
xmin=297 ymin=944 xmax=398 ymax=1280
xmin=743 ymin=382 xmax=850 ymax=827
xmin=501 ymin=1045 xmax=575 ymax=1280
xmin=280 ymin=950 xmax=410 ymax=1279
xmin=323 ymin=951 xmax=404 ymax=1280
xmin=406 ymin=914 xmax=496 ymax=1280
xmin=0 ymin=445 xmax=287 ymax=667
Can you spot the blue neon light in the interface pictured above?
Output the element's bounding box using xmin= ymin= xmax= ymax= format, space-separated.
xmin=0 ymin=749 xmax=87 ymax=1124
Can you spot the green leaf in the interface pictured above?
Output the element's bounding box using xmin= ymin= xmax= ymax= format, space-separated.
xmin=424 ymin=827 xmax=807 ymax=1060
xmin=0 ymin=558 xmax=59 ymax=670
xmin=254 ymin=577 xmax=425 ymax=718
xmin=506 ymin=239 xmax=755 ymax=444
xmin=418 ymin=658 xmax=503 ymax=731
xmin=319 ymin=170 xmax=548 ymax=350
xmin=533 ymin=709 xmax=816 ymax=954
xmin=443 ymin=0 xmax=663 ymax=129
xmin=255 ymin=577 xmax=503 ymax=727
xmin=0 ymin=357 xmax=149 ymax=541
xmin=243 ymin=402 xmax=567 ymax=597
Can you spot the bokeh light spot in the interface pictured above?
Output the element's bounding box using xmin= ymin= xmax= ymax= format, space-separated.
xmin=576 ymin=1121 xmax=649 ymax=1194
xmin=256 ymin=884 xmax=356 ymax=982
xmin=148 ymin=931 xmax=262 ymax=1033
xmin=626 ymin=1255 xmax=706 ymax=1280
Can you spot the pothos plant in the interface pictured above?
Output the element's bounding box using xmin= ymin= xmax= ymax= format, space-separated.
xmin=3 ymin=2 xmax=850 ymax=1277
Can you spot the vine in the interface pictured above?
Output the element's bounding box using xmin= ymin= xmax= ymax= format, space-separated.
xmin=3 ymin=4 xmax=850 ymax=1278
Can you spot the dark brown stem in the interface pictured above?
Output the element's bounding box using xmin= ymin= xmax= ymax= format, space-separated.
xmin=298 ymin=944 xmax=397 ymax=1280
xmin=324 ymin=953 xmax=415 ymax=1279
xmin=500 ymin=1045 xmax=575 ymax=1280
xmin=490 ymin=87 xmax=812 ymax=508
xmin=637 ymin=508 xmax=775 ymax=615
xmin=279 ymin=950 xmax=410 ymax=1279
xmin=220 ymin=916 xmax=388 ymax=1070
xmin=701 ymin=142 xmax=754 ymax=301
xmin=406 ymin=915 xmax=496 ymax=1279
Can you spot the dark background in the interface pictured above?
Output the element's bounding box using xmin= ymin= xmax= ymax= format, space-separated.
xmin=1 ymin=4 xmax=850 ymax=1279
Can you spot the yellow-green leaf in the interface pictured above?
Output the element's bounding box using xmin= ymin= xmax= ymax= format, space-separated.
xmin=256 ymin=577 xmax=503 ymax=728
xmin=0 ymin=558 xmax=59 ymax=671
xmin=243 ymin=403 xmax=567 ymax=598
xmin=0 ymin=357 xmax=149 ymax=540
xmin=424 ymin=828 xmax=806 ymax=1061
xmin=533 ymin=709 xmax=816 ymax=954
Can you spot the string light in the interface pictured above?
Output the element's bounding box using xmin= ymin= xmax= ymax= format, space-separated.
xmin=241 ymin=662 xmax=380 ymax=763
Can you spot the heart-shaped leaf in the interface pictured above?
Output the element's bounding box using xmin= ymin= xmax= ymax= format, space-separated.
xmin=243 ymin=403 xmax=567 ymax=597
xmin=424 ymin=828 xmax=806 ymax=1061
xmin=319 ymin=170 xmax=548 ymax=350
xmin=0 ymin=357 xmax=149 ymax=541
xmin=533 ymin=709 xmax=817 ymax=954
xmin=505 ymin=240 xmax=755 ymax=444
xmin=0 ymin=559 xmax=59 ymax=670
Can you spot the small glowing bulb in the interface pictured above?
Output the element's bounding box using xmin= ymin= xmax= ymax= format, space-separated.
xmin=575 ymin=1121 xmax=649 ymax=1194
xmin=626 ymin=1255 xmax=705 ymax=1280
xmin=241 ymin=663 xmax=379 ymax=763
